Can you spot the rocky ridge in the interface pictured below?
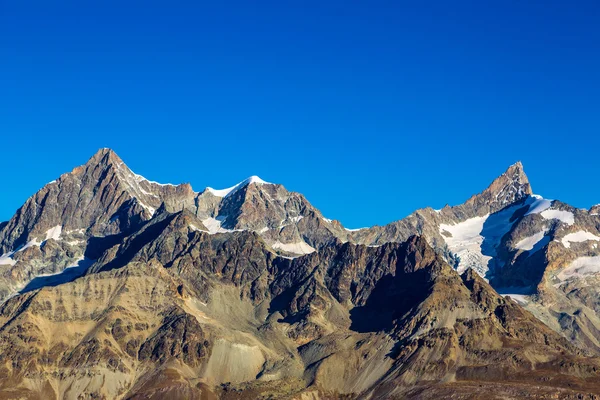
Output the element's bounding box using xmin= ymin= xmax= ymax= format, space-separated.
xmin=1 ymin=149 xmax=600 ymax=399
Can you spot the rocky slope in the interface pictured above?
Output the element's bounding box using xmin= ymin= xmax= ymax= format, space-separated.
xmin=1 ymin=149 xmax=600 ymax=399
xmin=0 ymin=149 xmax=346 ymax=300
xmin=2 ymin=226 xmax=599 ymax=399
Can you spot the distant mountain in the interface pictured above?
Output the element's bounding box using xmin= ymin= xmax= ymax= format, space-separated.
xmin=1 ymin=148 xmax=600 ymax=399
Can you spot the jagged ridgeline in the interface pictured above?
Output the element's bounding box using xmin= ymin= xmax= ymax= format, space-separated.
xmin=1 ymin=148 xmax=600 ymax=399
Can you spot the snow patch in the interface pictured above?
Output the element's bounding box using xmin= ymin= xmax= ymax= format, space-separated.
xmin=19 ymin=257 xmax=95 ymax=294
xmin=138 ymin=202 xmax=156 ymax=217
xmin=45 ymin=225 xmax=62 ymax=241
xmin=206 ymin=176 xmax=271 ymax=198
xmin=440 ymin=216 xmax=491 ymax=276
xmin=275 ymin=215 xmax=305 ymax=231
xmin=116 ymin=161 xmax=177 ymax=189
xmin=440 ymin=204 xmax=522 ymax=277
xmin=0 ymin=253 xmax=16 ymax=266
xmin=525 ymin=196 xmax=552 ymax=216
xmin=540 ymin=209 xmax=575 ymax=225
xmin=0 ymin=226 xmax=80 ymax=263
xmin=130 ymin=169 xmax=177 ymax=187
xmin=502 ymin=294 xmax=530 ymax=305
xmin=271 ymin=241 xmax=315 ymax=255
xmin=189 ymin=224 xmax=209 ymax=233
xmin=18 ymin=238 xmax=42 ymax=252
xmin=13 ymin=225 xmax=62 ymax=254
xmin=138 ymin=186 xmax=160 ymax=198
xmin=557 ymin=256 xmax=600 ymax=281
xmin=514 ymin=230 xmax=549 ymax=252
xmin=201 ymin=217 xmax=236 ymax=234
xmin=561 ymin=231 xmax=600 ymax=248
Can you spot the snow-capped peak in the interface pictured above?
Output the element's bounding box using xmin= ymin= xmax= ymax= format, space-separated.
xmin=206 ymin=176 xmax=272 ymax=197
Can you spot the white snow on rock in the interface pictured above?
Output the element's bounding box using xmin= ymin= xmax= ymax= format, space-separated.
xmin=525 ymin=195 xmax=552 ymax=216
xmin=138 ymin=186 xmax=160 ymax=198
xmin=18 ymin=238 xmax=42 ymax=252
xmin=440 ymin=204 xmax=522 ymax=277
xmin=18 ymin=257 xmax=95 ymax=294
xmin=440 ymin=216 xmax=491 ymax=276
xmin=0 ymin=253 xmax=16 ymax=266
xmin=561 ymin=231 xmax=600 ymax=248
xmin=557 ymin=256 xmax=600 ymax=281
xmin=116 ymin=161 xmax=178 ymax=192
xmin=132 ymin=172 xmax=177 ymax=187
xmin=275 ymin=215 xmax=305 ymax=231
xmin=271 ymin=241 xmax=315 ymax=256
xmin=16 ymin=225 xmax=63 ymax=253
xmin=206 ymin=176 xmax=271 ymax=198
xmin=188 ymin=224 xmax=210 ymax=233
xmin=502 ymin=293 xmax=530 ymax=305
xmin=540 ymin=209 xmax=575 ymax=225
xmin=515 ymin=230 xmax=550 ymax=252
xmin=345 ymin=227 xmax=367 ymax=232
xmin=0 ymin=226 xmax=64 ymax=266
xmin=201 ymin=217 xmax=236 ymax=234
xmin=45 ymin=225 xmax=62 ymax=241
xmin=138 ymin=202 xmax=156 ymax=217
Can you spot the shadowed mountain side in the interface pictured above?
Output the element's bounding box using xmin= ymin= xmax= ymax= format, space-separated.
xmin=19 ymin=258 xmax=95 ymax=294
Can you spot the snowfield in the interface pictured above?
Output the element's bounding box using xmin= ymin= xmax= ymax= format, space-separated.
xmin=525 ymin=196 xmax=552 ymax=216
xmin=540 ymin=209 xmax=575 ymax=225
xmin=206 ymin=176 xmax=270 ymax=197
xmin=440 ymin=216 xmax=491 ymax=275
xmin=271 ymin=241 xmax=315 ymax=256
xmin=561 ymin=231 xmax=600 ymax=248
xmin=515 ymin=230 xmax=550 ymax=252
xmin=440 ymin=204 xmax=521 ymax=277
xmin=557 ymin=256 xmax=600 ymax=281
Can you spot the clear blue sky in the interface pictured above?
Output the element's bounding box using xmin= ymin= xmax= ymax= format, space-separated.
xmin=1 ymin=1 xmax=599 ymax=228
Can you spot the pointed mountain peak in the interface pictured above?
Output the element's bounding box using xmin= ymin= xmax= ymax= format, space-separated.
xmin=503 ymin=160 xmax=527 ymax=179
xmin=205 ymin=175 xmax=272 ymax=198
xmin=489 ymin=160 xmax=531 ymax=195
xmin=75 ymin=148 xmax=179 ymax=188
xmin=464 ymin=161 xmax=532 ymax=213
xmin=244 ymin=175 xmax=269 ymax=185
xmin=68 ymin=148 xmax=124 ymax=177
xmin=87 ymin=147 xmax=123 ymax=166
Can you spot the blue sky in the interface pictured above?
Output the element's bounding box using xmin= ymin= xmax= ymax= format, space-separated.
xmin=1 ymin=1 xmax=599 ymax=228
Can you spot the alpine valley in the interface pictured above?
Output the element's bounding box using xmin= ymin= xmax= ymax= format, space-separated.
xmin=2 ymin=148 xmax=600 ymax=399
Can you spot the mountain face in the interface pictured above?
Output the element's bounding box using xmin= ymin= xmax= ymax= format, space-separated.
xmin=0 ymin=149 xmax=345 ymax=299
xmin=1 ymin=149 xmax=600 ymax=399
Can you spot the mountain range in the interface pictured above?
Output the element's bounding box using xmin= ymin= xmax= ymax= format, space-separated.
xmin=1 ymin=148 xmax=600 ymax=399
